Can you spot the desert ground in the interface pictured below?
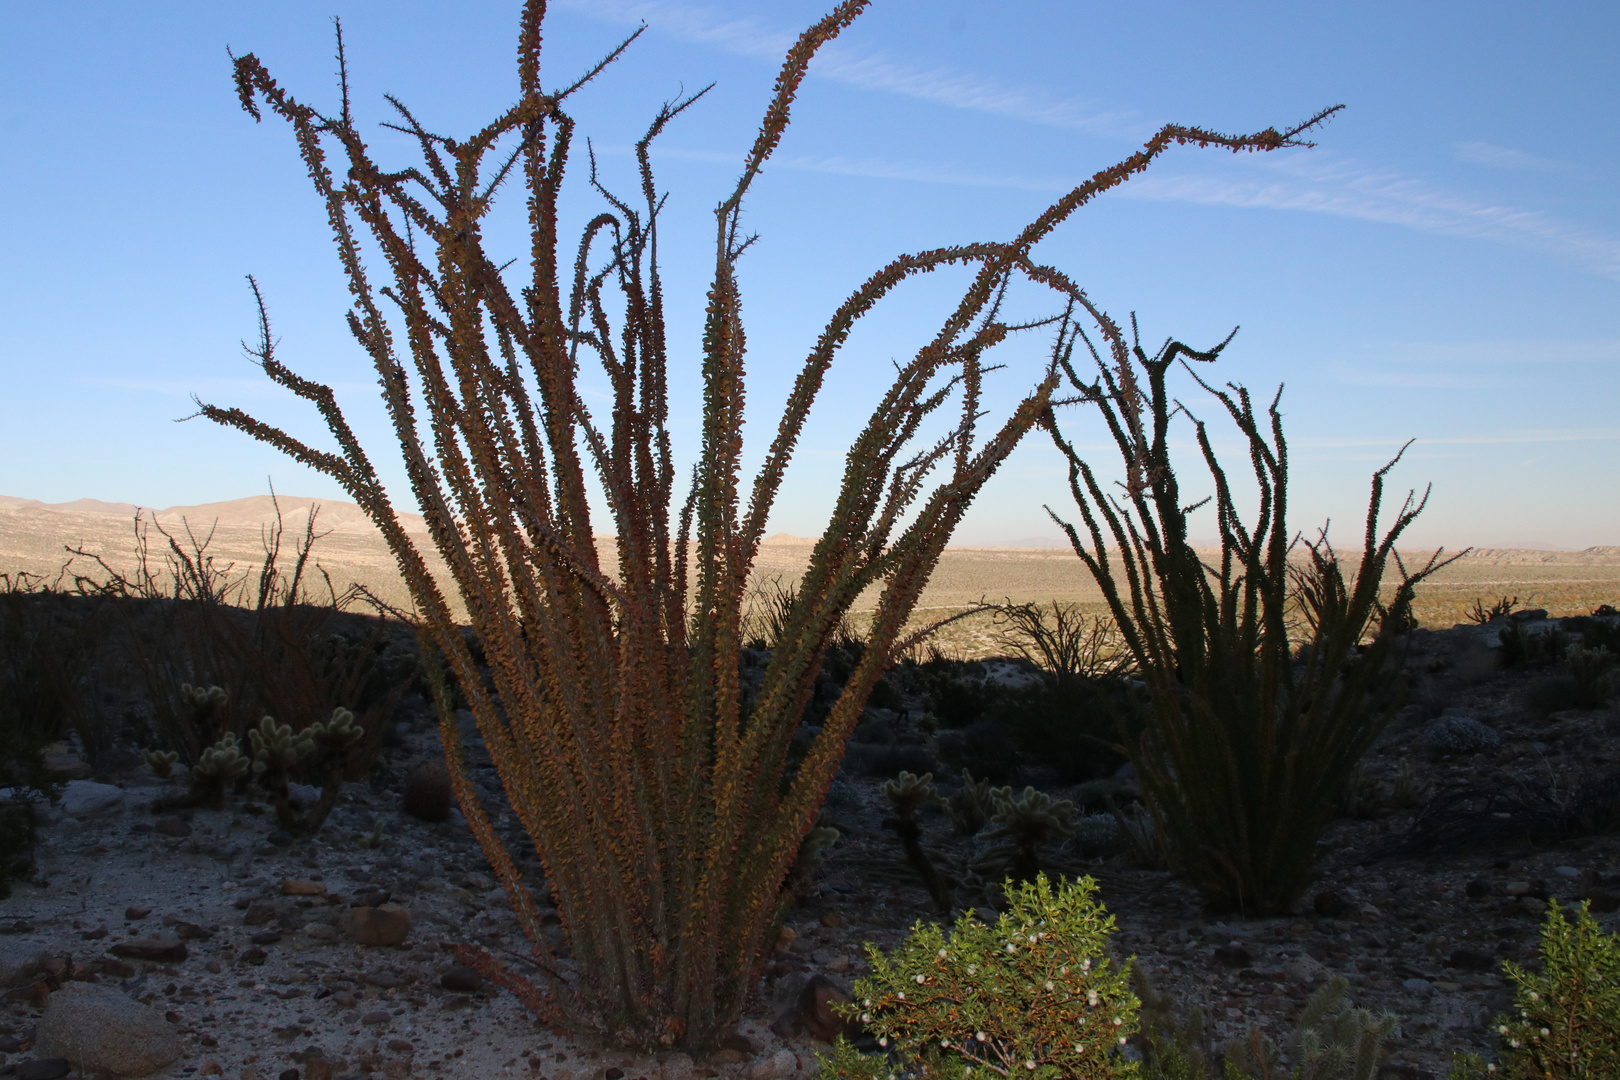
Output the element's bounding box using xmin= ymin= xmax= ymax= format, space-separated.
xmin=2 ymin=492 xmax=1619 ymax=1080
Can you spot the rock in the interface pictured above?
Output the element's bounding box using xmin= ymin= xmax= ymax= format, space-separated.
xmin=1313 ymin=891 xmax=1349 ymax=919
xmin=771 ymin=973 xmax=865 ymax=1046
xmin=1214 ymin=944 xmax=1253 ymax=968
xmin=305 ymin=1061 xmax=334 ymax=1080
xmin=402 ymin=761 xmax=452 ymax=823
xmin=386 ymin=1038 xmax=414 ymax=1054
xmin=1422 ymin=716 xmax=1501 ymax=757
xmin=239 ymin=948 xmax=268 ymax=966
xmin=17 ymin=1059 xmax=71 ymax=1080
xmin=92 ymin=748 xmax=145 ymax=782
xmin=745 ymin=1050 xmax=800 ymax=1080
xmin=304 ymin=924 xmax=339 ymax=943
xmin=1554 ymin=865 xmax=1581 ymax=879
xmin=288 ymin=783 xmax=321 ymax=807
xmin=1447 ymin=948 xmax=1497 ymax=972
xmin=361 ymin=1009 xmax=392 ymax=1026
xmin=91 ymin=958 xmax=136 ymax=979
xmin=124 ymin=906 xmax=152 ymax=921
xmin=59 ymin=780 xmax=124 ymax=818
xmin=250 ymin=930 xmax=283 ymax=946
xmin=151 ymin=817 xmax=192 ymax=838
xmin=1519 ymin=896 xmax=1549 ymax=916
xmin=351 ymin=886 xmax=392 ymax=908
xmin=1504 ymin=881 xmax=1531 ymax=897
xmin=267 ymin=829 xmax=295 ymax=847
xmin=349 ymin=904 xmax=411 ymax=946
xmin=243 ymin=901 xmax=283 ymax=927
xmin=1402 ymin=977 xmax=1433 ymax=995
xmin=0 ymin=940 xmax=45 ymax=987
xmin=819 ymin=912 xmax=846 ymax=929
xmin=660 ymin=1052 xmax=695 ymax=1080
xmin=32 ymin=981 xmax=182 ymax=1076
xmin=43 ymin=752 xmax=92 ymax=780
xmin=439 ymin=965 xmax=483 ymax=993
xmin=109 ymin=939 xmax=187 ymax=963
xmin=1584 ymin=890 xmax=1620 ymax=914
xmin=282 ymin=879 xmax=326 ymax=896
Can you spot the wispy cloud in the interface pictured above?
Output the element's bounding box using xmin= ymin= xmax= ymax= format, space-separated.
xmin=624 ymin=142 xmax=1070 ymax=192
xmin=554 ymin=0 xmax=1137 ymax=136
xmin=1455 ymin=140 xmax=1576 ymax=174
xmin=1118 ymin=153 xmax=1620 ymax=280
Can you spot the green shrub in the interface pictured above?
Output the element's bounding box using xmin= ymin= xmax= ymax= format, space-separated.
xmin=812 ymin=871 xmax=1141 ymax=1080
xmin=1469 ymin=901 xmax=1620 ymax=1080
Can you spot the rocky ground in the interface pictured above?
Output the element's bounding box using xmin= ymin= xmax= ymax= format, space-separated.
xmin=3 ymin=610 xmax=1619 ymax=1080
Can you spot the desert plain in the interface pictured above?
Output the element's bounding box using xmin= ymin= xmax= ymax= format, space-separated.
xmin=4 ymin=492 xmax=1617 ymax=654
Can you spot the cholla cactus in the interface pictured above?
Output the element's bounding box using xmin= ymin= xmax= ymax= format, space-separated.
xmin=1227 ymin=976 xmax=1395 ymax=1080
xmin=1388 ymin=757 xmax=1429 ymax=811
xmin=881 ymin=772 xmax=954 ymax=916
xmin=980 ymin=786 xmax=1078 ymax=888
xmin=812 ymin=872 xmax=1140 ymax=1080
xmin=249 ymin=708 xmax=364 ymax=837
xmin=882 ymin=771 xmax=948 ymax=820
xmin=191 ymin=733 xmax=250 ymax=810
xmin=179 ymin=683 xmax=231 ymax=749
xmin=248 ymin=715 xmax=315 ymax=779
xmin=180 ymin=682 xmax=229 ymax=720
xmin=781 ymin=817 xmax=843 ymax=908
xmin=142 ymin=748 xmax=180 ymax=779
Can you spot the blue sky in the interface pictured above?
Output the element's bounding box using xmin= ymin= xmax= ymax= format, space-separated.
xmin=2 ymin=1 xmax=1615 ymax=550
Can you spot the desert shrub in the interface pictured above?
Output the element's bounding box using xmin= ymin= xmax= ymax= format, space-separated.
xmin=934 ymin=717 xmax=1026 ymax=786
xmin=1423 ymin=715 xmax=1501 ymax=757
xmin=994 ymin=602 xmax=1134 ymax=685
xmin=1558 ymin=615 xmax=1620 ymax=655
xmin=1467 ymin=595 xmax=1520 ymax=625
xmin=989 ymin=677 xmax=1131 ymax=786
xmin=917 ymin=661 xmax=1005 ymax=731
xmin=812 ymin=872 xmax=1141 ymax=1080
xmin=1448 ymin=901 xmax=1620 ymax=1080
xmin=0 ymin=702 xmax=61 ymax=899
xmin=1524 ymin=672 xmax=1581 ymax=719
xmin=1042 ymin=321 xmax=1459 ymax=915
xmin=1500 ymin=622 xmax=1569 ymax=669
xmin=845 ymin=742 xmax=940 ymax=782
xmin=1562 ymin=644 xmax=1617 ymax=708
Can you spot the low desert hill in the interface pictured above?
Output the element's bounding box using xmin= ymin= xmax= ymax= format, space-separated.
xmin=3 ymin=493 xmax=1617 ymax=650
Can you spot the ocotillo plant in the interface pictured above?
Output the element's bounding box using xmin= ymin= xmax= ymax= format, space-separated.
xmin=199 ymin=0 xmax=1338 ymax=1057
xmin=1041 ymin=318 xmax=1464 ymax=915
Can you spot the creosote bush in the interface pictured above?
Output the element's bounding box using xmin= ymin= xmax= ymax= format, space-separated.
xmin=199 ymin=0 xmax=1338 ymax=1057
xmin=813 ymin=872 xmax=1141 ymax=1080
xmin=1449 ymin=900 xmax=1620 ymax=1080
